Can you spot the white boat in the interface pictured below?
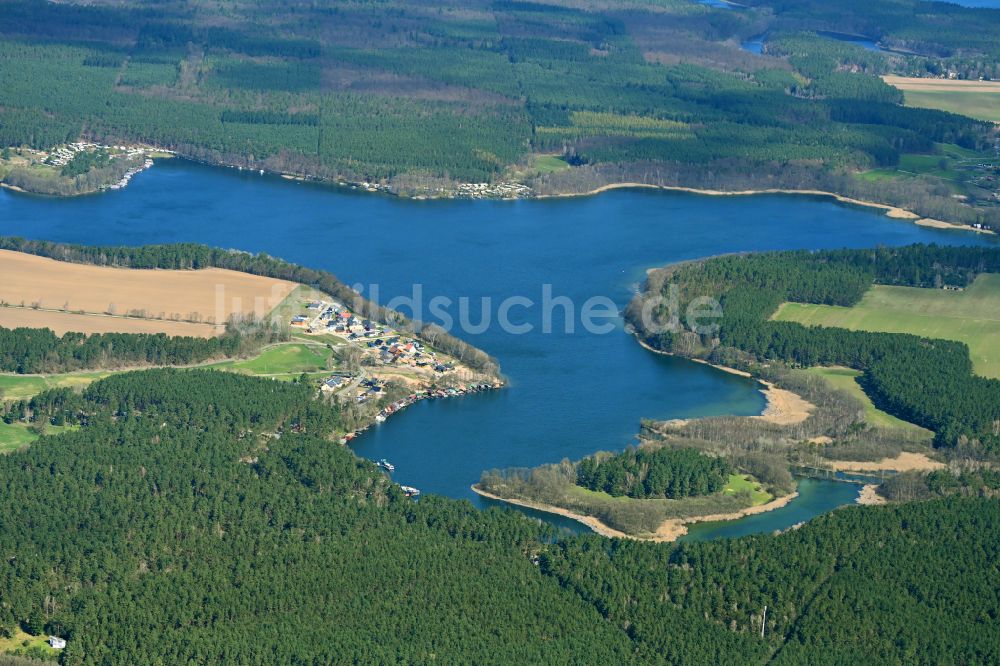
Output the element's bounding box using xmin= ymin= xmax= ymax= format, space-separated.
xmin=399 ymin=485 xmax=420 ymax=497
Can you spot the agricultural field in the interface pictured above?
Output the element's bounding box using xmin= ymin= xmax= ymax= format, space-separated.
xmin=801 ymin=366 xmax=933 ymax=435
xmin=0 ymin=250 xmax=296 ymax=336
xmin=0 ymin=341 xmax=337 ymax=405
xmin=883 ymin=76 xmax=1000 ymax=123
xmin=773 ymin=274 xmax=1000 ymax=378
xmin=0 ymin=307 xmax=230 ymax=337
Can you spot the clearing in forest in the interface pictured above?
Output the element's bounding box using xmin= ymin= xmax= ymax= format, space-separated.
xmin=773 ymin=274 xmax=1000 ymax=378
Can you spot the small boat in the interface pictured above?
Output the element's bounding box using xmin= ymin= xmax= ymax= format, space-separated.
xmin=377 ymin=459 xmax=395 ymax=472
xmin=399 ymin=485 xmax=420 ymax=497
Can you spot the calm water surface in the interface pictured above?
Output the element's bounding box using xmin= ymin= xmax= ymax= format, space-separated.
xmin=1 ymin=160 xmax=993 ymax=537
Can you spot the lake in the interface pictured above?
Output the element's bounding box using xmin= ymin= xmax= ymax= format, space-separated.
xmin=0 ymin=159 xmax=994 ymax=538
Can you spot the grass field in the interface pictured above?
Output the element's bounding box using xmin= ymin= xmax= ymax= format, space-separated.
xmin=0 ymin=421 xmax=37 ymax=453
xmin=0 ymin=370 xmax=113 ymax=401
xmin=0 ymin=629 xmax=59 ymax=660
xmin=0 ymin=342 xmax=337 ymax=403
xmin=0 ymin=249 xmax=297 ymax=336
xmin=0 ymin=422 xmax=79 ymax=454
xmin=532 ymin=155 xmax=571 ymax=174
xmin=774 ymin=274 xmax=1000 ymax=378
xmin=721 ymin=473 xmax=773 ymax=504
xmin=802 ymin=367 xmax=933 ymax=434
xmin=883 ymin=76 xmax=1000 ymax=123
xmin=207 ymin=343 xmax=334 ymax=376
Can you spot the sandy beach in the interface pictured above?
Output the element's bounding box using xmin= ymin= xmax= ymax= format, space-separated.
xmin=753 ymin=380 xmax=815 ymax=425
xmin=856 ymin=484 xmax=887 ymax=506
xmin=635 ymin=337 xmax=814 ymax=426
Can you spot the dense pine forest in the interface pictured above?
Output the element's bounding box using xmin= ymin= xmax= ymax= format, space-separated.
xmin=628 ymin=244 xmax=1000 ymax=453
xmin=576 ymin=446 xmax=732 ymax=499
xmin=0 ymin=0 xmax=997 ymax=226
xmin=0 ymin=367 xmax=997 ymax=663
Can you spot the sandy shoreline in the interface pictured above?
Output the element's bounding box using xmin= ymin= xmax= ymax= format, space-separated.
xmin=635 ymin=337 xmax=813 ymax=425
xmin=538 ymin=183 xmax=994 ymax=235
xmin=473 ymin=485 xmax=799 ymax=542
xmin=857 ymin=484 xmax=887 ymax=506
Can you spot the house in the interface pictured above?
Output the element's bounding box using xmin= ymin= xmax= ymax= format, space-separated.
xmin=321 ymin=376 xmax=347 ymax=392
xmin=49 ymin=637 xmax=67 ymax=650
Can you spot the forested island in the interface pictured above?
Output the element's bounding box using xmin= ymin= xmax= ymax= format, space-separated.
xmin=0 ymin=0 xmax=998 ymax=228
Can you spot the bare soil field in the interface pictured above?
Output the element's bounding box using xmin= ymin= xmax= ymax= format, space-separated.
xmin=0 ymin=250 xmax=297 ymax=336
xmin=0 ymin=307 xmax=226 ymax=338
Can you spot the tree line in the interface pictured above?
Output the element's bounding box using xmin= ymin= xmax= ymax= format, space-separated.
xmin=576 ymin=447 xmax=732 ymax=500
xmin=627 ymin=245 xmax=1000 ymax=452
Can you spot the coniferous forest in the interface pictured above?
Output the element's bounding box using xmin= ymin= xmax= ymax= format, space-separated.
xmin=0 ymin=367 xmax=997 ymax=664
xmin=0 ymin=0 xmax=998 ymax=227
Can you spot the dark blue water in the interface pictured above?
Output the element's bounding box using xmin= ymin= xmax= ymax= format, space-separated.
xmin=0 ymin=159 xmax=993 ymax=536
xmin=742 ymin=36 xmax=765 ymax=54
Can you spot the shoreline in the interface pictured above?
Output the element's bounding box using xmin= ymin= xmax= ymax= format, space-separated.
xmin=634 ymin=336 xmax=814 ymax=425
xmin=4 ymin=152 xmax=993 ymax=235
xmin=536 ymin=183 xmax=994 ymax=235
xmin=472 ymin=484 xmax=799 ymax=542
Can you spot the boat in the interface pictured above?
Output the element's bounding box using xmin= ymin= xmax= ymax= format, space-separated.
xmin=377 ymin=459 xmax=395 ymax=472
xmin=399 ymin=485 xmax=420 ymax=497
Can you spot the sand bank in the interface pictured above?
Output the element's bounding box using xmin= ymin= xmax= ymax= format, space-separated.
xmin=856 ymin=484 xmax=887 ymax=506
xmin=753 ymin=381 xmax=815 ymax=425
xmin=635 ymin=337 xmax=813 ymax=426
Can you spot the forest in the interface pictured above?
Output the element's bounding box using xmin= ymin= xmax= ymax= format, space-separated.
xmin=576 ymin=446 xmax=732 ymax=499
xmin=627 ymin=244 xmax=1000 ymax=453
xmin=0 ymin=0 xmax=997 ymax=226
xmin=0 ymin=366 xmax=996 ymax=663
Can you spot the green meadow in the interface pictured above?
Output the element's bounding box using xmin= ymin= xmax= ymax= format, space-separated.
xmin=801 ymin=367 xmax=933 ymax=435
xmin=903 ymin=90 xmax=1000 ymax=124
xmin=773 ymin=274 xmax=1000 ymax=378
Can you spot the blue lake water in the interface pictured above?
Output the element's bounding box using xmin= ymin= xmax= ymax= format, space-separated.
xmin=0 ymin=159 xmax=994 ymax=537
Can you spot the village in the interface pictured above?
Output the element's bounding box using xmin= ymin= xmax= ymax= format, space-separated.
xmin=0 ymin=140 xmax=160 ymax=193
xmin=286 ymin=296 xmax=503 ymax=466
